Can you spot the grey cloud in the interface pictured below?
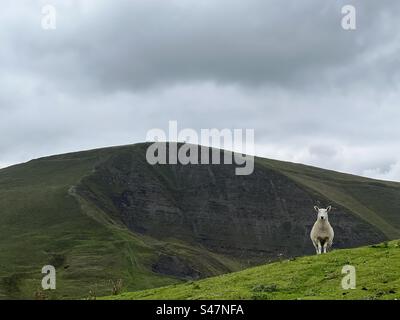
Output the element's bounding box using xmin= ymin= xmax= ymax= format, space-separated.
xmin=1 ymin=0 xmax=400 ymax=182
xmin=3 ymin=0 xmax=400 ymax=93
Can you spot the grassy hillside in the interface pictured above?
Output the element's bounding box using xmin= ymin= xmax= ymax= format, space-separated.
xmin=0 ymin=143 xmax=400 ymax=299
xmin=0 ymin=146 xmax=242 ymax=299
xmin=107 ymin=240 xmax=400 ymax=300
xmin=257 ymin=158 xmax=400 ymax=239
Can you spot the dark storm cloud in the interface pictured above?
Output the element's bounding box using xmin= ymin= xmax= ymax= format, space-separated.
xmin=1 ymin=0 xmax=400 ymax=181
xmin=5 ymin=0 xmax=400 ymax=92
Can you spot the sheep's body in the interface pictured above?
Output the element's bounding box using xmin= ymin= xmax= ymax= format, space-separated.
xmin=310 ymin=206 xmax=334 ymax=254
xmin=310 ymin=220 xmax=334 ymax=254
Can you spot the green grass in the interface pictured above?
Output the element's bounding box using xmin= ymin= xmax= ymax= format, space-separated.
xmin=257 ymin=158 xmax=400 ymax=238
xmin=1 ymin=143 xmax=400 ymax=299
xmin=106 ymin=240 xmax=400 ymax=300
xmin=0 ymin=151 xmax=177 ymax=299
xmin=0 ymin=145 xmax=242 ymax=299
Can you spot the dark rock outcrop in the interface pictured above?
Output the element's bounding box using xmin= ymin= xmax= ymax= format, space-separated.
xmin=79 ymin=145 xmax=386 ymax=265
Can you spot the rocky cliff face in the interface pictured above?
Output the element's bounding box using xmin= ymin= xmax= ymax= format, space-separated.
xmin=79 ymin=144 xmax=386 ymax=264
xmin=1 ymin=143 xmax=397 ymax=298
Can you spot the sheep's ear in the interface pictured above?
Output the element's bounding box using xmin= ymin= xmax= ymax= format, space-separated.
xmin=326 ymin=205 xmax=332 ymax=212
xmin=314 ymin=206 xmax=319 ymax=212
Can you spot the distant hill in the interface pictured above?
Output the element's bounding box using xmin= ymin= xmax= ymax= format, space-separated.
xmin=106 ymin=240 xmax=400 ymax=300
xmin=1 ymin=143 xmax=399 ymax=299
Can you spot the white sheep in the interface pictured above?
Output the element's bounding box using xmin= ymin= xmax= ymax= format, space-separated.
xmin=310 ymin=206 xmax=334 ymax=254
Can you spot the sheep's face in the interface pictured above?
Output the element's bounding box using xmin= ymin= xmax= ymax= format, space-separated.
xmin=314 ymin=206 xmax=331 ymax=221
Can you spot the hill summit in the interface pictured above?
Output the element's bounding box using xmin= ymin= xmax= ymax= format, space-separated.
xmin=1 ymin=143 xmax=399 ymax=299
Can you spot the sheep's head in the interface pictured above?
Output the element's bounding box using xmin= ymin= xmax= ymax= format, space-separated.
xmin=314 ymin=206 xmax=332 ymax=221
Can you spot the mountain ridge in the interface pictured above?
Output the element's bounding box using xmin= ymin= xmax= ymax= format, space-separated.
xmin=0 ymin=142 xmax=399 ymax=299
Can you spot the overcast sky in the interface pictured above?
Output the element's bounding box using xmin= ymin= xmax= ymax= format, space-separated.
xmin=1 ymin=0 xmax=400 ymax=181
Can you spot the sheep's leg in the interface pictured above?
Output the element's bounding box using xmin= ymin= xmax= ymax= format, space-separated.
xmin=323 ymin=242 xmax=328 ymax=254
xmin=326 ymin=240 xmax=333 ymax=253
xmin=317 ymin=242 xmax=322 ymax=255
xmin=313 ymin=241 xmax=319 ymax=255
